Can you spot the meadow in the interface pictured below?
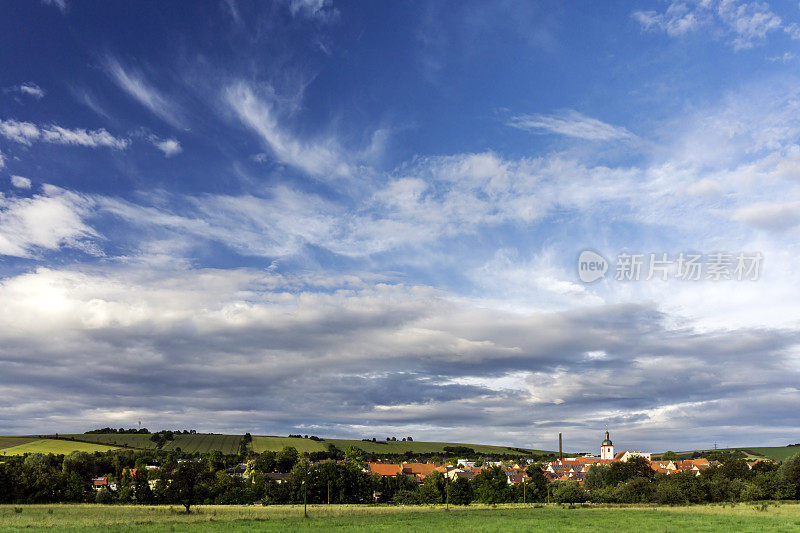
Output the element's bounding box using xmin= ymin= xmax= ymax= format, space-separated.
xmin=0 ymin=439 xmax=118 ymax=457
xmin=1 ymin=503 xmax=799 ymax=532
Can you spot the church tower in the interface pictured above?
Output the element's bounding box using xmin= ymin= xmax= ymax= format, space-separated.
xmin=600 ymin=430 xmax=614 ymax=460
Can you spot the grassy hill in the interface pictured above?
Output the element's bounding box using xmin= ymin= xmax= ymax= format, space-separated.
xmin=251 ymin=436 xmax=548 ymax=455
xmin=657 ymin=446 xmax=800 ymax=462
xmin=37 ymin=433 xmax=550 ymax=457
xmin=0 ymin=439 xmax=119 ymax=456
xmin=59 ymin=434 xmax=243 ymax=455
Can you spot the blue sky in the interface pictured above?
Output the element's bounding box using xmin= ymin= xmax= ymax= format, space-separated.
xmin=1 ymin=0 xmax=800 ymax=452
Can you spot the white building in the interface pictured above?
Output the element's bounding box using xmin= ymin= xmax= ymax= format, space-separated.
xmin=600 ymin=430 xmax=615 ymax=460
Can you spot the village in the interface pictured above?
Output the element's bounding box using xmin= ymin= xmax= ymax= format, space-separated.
xmin=85 ymin=430 xmax=776 ymax=494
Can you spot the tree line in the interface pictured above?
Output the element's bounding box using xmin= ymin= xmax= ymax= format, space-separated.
xmin=1 ymin=447 xmax=798 ymax=510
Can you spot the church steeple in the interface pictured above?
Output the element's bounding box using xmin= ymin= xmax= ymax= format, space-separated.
xmin=600 ymin=428 xmax=615 ymax=460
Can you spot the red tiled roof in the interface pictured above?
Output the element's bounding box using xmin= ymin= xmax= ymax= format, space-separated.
xmin=369 ymin=463 xmax=403 ymax=476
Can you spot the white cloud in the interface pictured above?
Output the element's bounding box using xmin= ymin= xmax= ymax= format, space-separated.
xmin=150 ymin=136 xmax=182 ymax=157
xmin=633 ymin=0 xmax=784 ymax=50
xmin=104 ymin=56 xmax=184 ymax=128
xmin=9 ymin=82 xmax=46 ymax=99
xmin=507 ymin=110 xmax=635 ymax=141
xmin=732 ymin=200 xmax=800 ymax=230
xmin=0 ymin=186 xmax=100 ymax=258
xmin=286 ymin=0 xmax=338 ymax=20
xmin=41 ymin=0 xmax=67 ymax=13
xmin=0 ymin=118 xmax=129 ymax=149
xmin=224 ymin=82 xmax=352 ymax=177
xmin=10 ymin=176 xmax=32 ymax=190
xmin=0 ymin=149 xmax=5 ymax=169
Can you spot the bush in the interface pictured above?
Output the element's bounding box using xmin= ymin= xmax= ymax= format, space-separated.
xmin=95 ymin=487 xmax=114 ymax=504
xmin=553 ymin=482 xmax=587 ymax=504
xmin=654 ymin=482 xmax=686 ymax=505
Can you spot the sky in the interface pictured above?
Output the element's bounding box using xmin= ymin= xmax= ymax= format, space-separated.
xmin=1 ymin=0 xmax=800 ymax=453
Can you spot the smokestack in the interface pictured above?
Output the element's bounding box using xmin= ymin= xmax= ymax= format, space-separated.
xmin=559 ymin=432 xmax=563 ymax=461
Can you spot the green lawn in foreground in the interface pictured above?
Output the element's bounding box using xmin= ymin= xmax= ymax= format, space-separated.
xmin=1 ymin=503 xmax=800 ymax=532
xmin=250 ymin=436 xmax=545 ymax=455
xmin=0 ymin=439 xmax=118 ymax=456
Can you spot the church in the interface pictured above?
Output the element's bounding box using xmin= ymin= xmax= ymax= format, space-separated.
xmin=600 ymin=430 xmax=651 ymax=461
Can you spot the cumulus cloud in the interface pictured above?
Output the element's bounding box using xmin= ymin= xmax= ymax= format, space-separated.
xmin=507 ymin=110 xmax=635 ymax=141
xmin=10 ymin=175 xmax=32 ymax=189
xmin=0 ymin=118 xmax=129 ymax=149
xmin=149 ymin=136 xmax=182 ymax=157
xmin=104 ymin=56 xmax=185 ymax=128
xmin=0 ymin=186 xmax=100 ymax=258
xmin=633 ymin=0 xmax=783 ymax=50
xmin=286 ymin=0 xmax=338 ymax=21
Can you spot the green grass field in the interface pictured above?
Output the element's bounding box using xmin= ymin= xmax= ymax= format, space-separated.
xmin=1 ymin=503 xmax=799 ymax=532
xmin=0 ymin=439 xmax=118 ymax=456
xmin=250 ymin=436 xmax=546 ymax=455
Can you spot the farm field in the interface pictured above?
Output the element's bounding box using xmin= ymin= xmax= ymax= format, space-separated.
xmin=250 ymin=436 xmax=548 ymax=455
xmin=0 ymin=439 xmax=118 ymax=456
xmin=0 ymin=437 xmax=37 ymax=450
xmin=2 ymin=503 xmax=800 ymax=532
xmin=58 ymin=434 xmax=243 ymax=454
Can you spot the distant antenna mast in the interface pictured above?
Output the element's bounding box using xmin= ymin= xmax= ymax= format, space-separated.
xmin=138 ymin=419 xmax=142 ymax=431
xmin=714 ymin=441 xmax=717 ymax=450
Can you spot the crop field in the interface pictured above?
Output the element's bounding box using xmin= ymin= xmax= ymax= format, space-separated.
xmin=60 ymin=433 xmax=158 ymax=449
xmin=0 ymin=436 xmax=37 ymax=450
xmin=162 ymin=434 xmax=242 ymax=454
xmin=58 ymin=434 xmax=242 ymax=454
xmin=0 ymin=439 xmax=118 ymax=456
xmin=2 ymin=503 xmax=800 ymax=532
xmin=251 ymin=436 xmax=548 ymax=455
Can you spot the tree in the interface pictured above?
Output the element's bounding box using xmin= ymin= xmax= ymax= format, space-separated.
xmin=448 ymin=477 xmax=473 ymax=505
xmin=254 ymin=451 xmax=277 ymax=473
xmin=417 ymin=471 xmax=445 ymax=504
xmin=168 ymin=461 xmax=210 ymax=513
xmin=206 ymin=450 xmax=224 ymax=472
xmin=276 ymin=447 xmax=299 ymax=473
xmin=524 ymin=465 xmax=550 ymax=501
xmin=472 ymin=466 xmax=512 ymax=504
xmin=584 ymin=464 xmax=610 ymax=490
xmin=343 ymin=446 xmax=366 ymax=470
xmin=661 ymin=451 xmax=679 ymax=461
xmin=779 ymin=453 xmax=800 ymax=499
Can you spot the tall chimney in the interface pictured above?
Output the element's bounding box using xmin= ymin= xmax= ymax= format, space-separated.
xmin=559 ymin=432 xmax=563 ymax=461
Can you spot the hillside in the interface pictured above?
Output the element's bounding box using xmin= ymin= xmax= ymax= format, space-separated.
xmin=250 ymin=436 xmax=550 ymax=456
xmin=0 ymin=439 xmax=118 ymax=456
xmin=658 ymin=446 xmax=800 ymax=462
xmin=27 ymin=433 xmax=552 ymax=457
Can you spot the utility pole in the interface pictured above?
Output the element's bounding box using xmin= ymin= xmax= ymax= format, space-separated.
xmin=446 ymin=477 xmax=450 ymax=511
xmin=327 ymin=479 xmax=330 ymax=505
xmin=523 ymin=479 xmax=527 ymax=504
xmin=303 ymin=459 xmax=308 ymax=519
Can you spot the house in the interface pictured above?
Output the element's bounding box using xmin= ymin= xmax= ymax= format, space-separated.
xmin=91 ymin=477 xmax=108 ymax=491
xmin=613 ymin=450 xmax=652 ymax=462
xmin=369 ymin=463 xmax=403 ymax=477
xmin=264 ymin=473 xmax=291 ymax=484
